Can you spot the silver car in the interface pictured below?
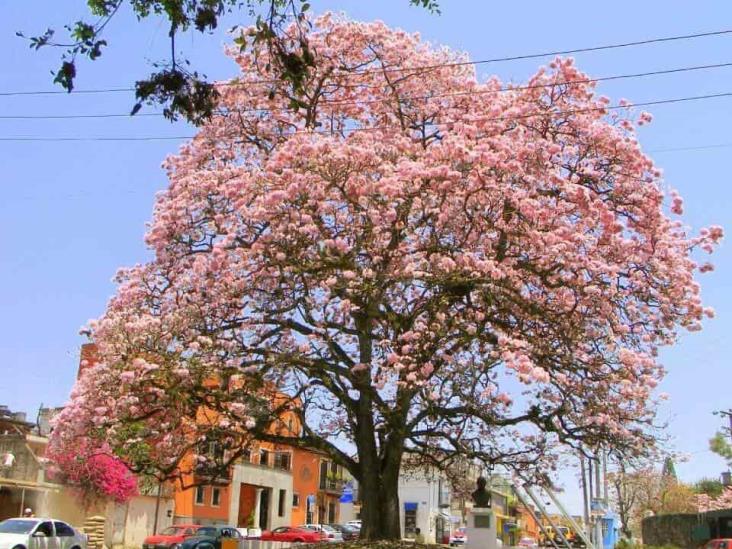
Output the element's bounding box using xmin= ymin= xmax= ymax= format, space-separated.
xmin=0 ymin=518 xmax=87 ymax=549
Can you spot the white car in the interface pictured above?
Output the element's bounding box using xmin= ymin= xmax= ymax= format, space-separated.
xmin=299 ymin=525 xmax=343 ymax=542
xmin=0 ymin=518 xmax=87 ymax=549
xmin=345 ymin=520 xmax=361 ymax=530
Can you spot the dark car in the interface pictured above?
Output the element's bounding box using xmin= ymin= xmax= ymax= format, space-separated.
xmin=327 ymin=524 xmax=359 ymax=541
xmin=179 ymin=526 xmax=242 ymax=549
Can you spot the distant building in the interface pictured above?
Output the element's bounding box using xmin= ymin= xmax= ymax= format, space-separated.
xmin=0 ymin=401 xmax=175 ymax=548
xmin=399 ymin=466 xmax=452 ymax=544
xmin=0 ymin=405 xmax=54 ymax=520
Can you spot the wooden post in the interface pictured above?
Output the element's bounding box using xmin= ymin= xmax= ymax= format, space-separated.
xmin=153 ymin=481 xmax=163 ymax=534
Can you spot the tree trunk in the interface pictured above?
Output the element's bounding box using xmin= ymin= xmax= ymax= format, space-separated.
xmin=359 ymin=467 xmax=402 ymax=540
xmin=352 ymin=315 xmax=405 ymax=540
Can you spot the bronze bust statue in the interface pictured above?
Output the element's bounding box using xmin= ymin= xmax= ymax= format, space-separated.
xmin=471 ymin=476 xmax=492 ymax=507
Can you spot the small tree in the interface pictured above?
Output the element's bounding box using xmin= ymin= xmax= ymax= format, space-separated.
xmin=710 ymin=432 xmax=732 ymax=468
xmin=51 ymin=15 xmax=721 ymax=540
xmin=694 ymin=478 xmax=725 ymax=499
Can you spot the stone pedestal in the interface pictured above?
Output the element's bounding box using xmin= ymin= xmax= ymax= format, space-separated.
xmin=465 ymin=507 xmax=497 ymax=549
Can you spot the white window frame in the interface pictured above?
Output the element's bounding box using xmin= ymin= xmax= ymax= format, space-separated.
xmin=195 ymin=485 xmax=206 ymax=506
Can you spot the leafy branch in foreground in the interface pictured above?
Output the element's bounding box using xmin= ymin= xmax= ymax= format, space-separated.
xmin=19 ymin=0 xmax=440 ymax=124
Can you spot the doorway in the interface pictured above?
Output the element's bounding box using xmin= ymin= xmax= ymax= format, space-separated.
xmin=258 ymin=488 xmax=270 ymax=529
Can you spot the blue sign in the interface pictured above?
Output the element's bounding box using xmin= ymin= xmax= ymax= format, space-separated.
xmin=307 ymin=494 xmax=316 ymax=505
xmin=340 ymin=482 xmax=354 ymax=503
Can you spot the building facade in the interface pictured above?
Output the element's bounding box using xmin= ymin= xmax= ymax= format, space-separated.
xmin=168 ymin=381 xmax=343 ymax=529
xmin=398 ymin=467 xmax=452 ymax=544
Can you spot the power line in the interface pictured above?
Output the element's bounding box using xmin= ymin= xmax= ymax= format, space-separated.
xmin=0 ymin=113 xmax=162 ymax=120
xmin=361 ymin=28 xmax=732 ymax=75
xmin=0 ymin=136 xmax=192 ymax=142
xmin=1 ymin=29 xmax=730 ymax=97
xmin=649 ymin=143 xmax=732 ymax=153
xmin=1 ymin=61 xmax=731 ymax=120
xmin=0 ymin=91 xmax=730 ymax=142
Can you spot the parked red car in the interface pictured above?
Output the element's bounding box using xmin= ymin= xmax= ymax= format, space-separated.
xmin=143 ymin=525 xmax=204 ymax=549
xmin=705 ymin=540 xmax=732 ymax=549
xmin=261 ymin=526 xmax=325 ymax=543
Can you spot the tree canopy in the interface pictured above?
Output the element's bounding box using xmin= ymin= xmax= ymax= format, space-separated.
xmin=49 ymin=14 xmax=721 ymax=539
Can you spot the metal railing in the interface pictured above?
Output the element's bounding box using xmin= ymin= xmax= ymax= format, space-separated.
xmin=318 ymin=477 xmax=344 ymax=492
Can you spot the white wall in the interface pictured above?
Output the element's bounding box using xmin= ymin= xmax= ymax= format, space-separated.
xmin=399 ymin=471 xmax=451 ymax=543
xmin=228 ymin=463 xmax=293 ymax=529
xmin=37 ymin=486 xmax=174 ymax=549
xmin=339 ymin=502 xmax=356 ymax=523
xmin=399 ymin=471 xmax=450 ymax=543
xmin=36 ymin=488 xmax=104 ymax=528
xmin=119 ymin=495 xmax=175 ymax=548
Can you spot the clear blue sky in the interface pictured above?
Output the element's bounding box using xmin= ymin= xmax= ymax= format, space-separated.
xmin=1 ymin=0 xmax=731 ymax=510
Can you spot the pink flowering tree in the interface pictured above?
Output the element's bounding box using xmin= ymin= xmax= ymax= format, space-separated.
xmin=697 ymin=487 xmax=732 ymax=513
xmin=51 ymin=15 xmax=721 ymax=539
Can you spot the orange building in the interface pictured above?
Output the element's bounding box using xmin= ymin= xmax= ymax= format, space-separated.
xmin=172 ymin=390 xmax=345 ymax=529
xmin=173 ymin=450 xmax=233 ymax=525
xmin=516 ymin=503 xmax=540 ymax=539
xmin=76 ymin=343 xmax=344 ymax=529
xmin=290 ymin=447 xmax=344 ymax=525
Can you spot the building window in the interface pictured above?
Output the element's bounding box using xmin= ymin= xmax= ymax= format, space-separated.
xmin=212 ymin=487 xmax=221 ymax=507
xmin=195 ymin=486 xmax=205 ymax=505
xmin=260 ymin=448 xmax=270 ymax=467
xmin=278 ymin=489 xmax=286 ymax=517
xmin=319 ymin=461 xmax=329 ymax=490
xmin=274 ymin=452 xmax=291 ymax=471
xmin=328 ymin=502 xmax=336 ymax=523
xmin=293 ymin=493 xmax=300 ymax=508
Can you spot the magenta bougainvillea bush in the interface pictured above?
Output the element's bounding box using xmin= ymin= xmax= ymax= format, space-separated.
xmin=46 ymin=435 xmax=137 ymax=503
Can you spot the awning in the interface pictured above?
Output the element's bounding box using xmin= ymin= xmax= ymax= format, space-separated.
xmin=404 ymin=502 xmax=418 ymax=511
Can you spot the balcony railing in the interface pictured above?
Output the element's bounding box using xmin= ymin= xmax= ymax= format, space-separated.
xmin=319 ymin=477 xmax=344 ymax=493
xmin=237 ymin=451 xmax=292 ymax=472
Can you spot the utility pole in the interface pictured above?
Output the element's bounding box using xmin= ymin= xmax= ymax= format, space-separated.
xmin=543 ymin=483 xmax=594 ymax=549
xmin=152 ymin=480 xmax=163 ymax=535
xmin=594 ymin=453 xmax=603 ymax=549
xmin=714 ymin=410 xmax=732 ymax=483
xmin=602 ymin=451 xmax=608 ymax=504
xmin=718 ymin=409 xmax=732 ymax=439
xmin=512 ymin=485 xmax=562 ymax=549
xmin=522 ymin=484 xmax=573 ymax=549
xmin=579 ymin=453 xmax=591 ymax=540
